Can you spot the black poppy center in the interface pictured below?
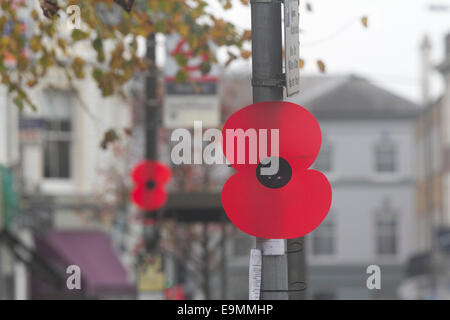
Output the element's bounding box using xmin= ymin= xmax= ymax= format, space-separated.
xmin=145 ymin=180 xmax=156 ymax=190
xmin=256 ymin=157 xmax=292 ymax=189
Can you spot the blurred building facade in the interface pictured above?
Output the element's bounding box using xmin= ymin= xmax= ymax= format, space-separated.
xmin=0 ymin=67 xmax=137 ymax=298
xmin=405 ymin=33 xmax=450 ymax=299
xmin=415 ymin=34 xmax=450 ymax=251
xmin=2 ymin=4 xmax=447 ymax=299
xmin=0 ymin=2 xmax=137 ymax=298
xmin=437 ymin=34 xmax=450 ymax=229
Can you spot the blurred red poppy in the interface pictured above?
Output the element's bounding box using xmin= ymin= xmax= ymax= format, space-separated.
xmin=131 ymin=160 xmax=171 ymax=211
xmin=221 ymin=101 xmax=332 ymax=239
xmin=164 ymin=285 xmax=186 ymax=300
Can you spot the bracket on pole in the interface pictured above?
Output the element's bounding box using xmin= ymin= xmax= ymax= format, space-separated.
xmin=252 ymin=74 xmax=286 ymax=88
xmin=260 ymin=281 xmax=306 ymax=293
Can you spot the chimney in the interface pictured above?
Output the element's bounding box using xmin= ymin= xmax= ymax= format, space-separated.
xmin=420 ymin=34 xmax=432 ymax=105
xmin=438 ymin=33 xmax=450 ymax=77
xmin=446 ymin=33 xmax=450 ymax=58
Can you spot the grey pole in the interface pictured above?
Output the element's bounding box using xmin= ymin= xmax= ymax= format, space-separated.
xmin=142 ymin=33 xmax=161 ymax=269
xmin=251 ymin=0 xmax=288 ymax=300
xmin=145 ymin=33 xmax=158 ymax=161
xmin=220 ymin=222 xmax=228 ymax=299
xmin=251 ymin=1 xmax=284 ymax=103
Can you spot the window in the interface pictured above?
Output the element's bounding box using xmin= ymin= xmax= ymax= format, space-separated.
xmin=312 ymin=216 xmax=335 ymax=255
xmin=376 ymin=201 xmax=397 ymax=255
xmin=375 ymin=137 xmax=396 ymax=172
xmin=314 ymin=142 xmax=332 ymax=172
xmin=42 ymin=89 xmax=74 ymax=179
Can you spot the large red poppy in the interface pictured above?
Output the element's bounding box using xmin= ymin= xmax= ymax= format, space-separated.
xmin=131 ymin=160 xmax=172 ymax=211
xmin=221 ymin=101 xmax=332 ymax=239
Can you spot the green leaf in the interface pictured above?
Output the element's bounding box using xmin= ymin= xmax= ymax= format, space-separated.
xmin=100 ymin=129 xmax=120 ymax=150
xmin=92 ymin=38 xmax=102 ymax=50
xmin=71 ymin=29 xmax=89 ymax=41
xmin=13 ymin=97 xmax=23 ymax=110
xmin=174 ymin=53 xmax=188 ymax=67
xmin=155 ymin=20 xmax=166 ymax=33
xmin=92 ymin=68 xmax=103 ymax=82
xmin=175 ymin=70 xmax=188 ymax=83
xmin=199 ymin=61 xmax=211 ymax=75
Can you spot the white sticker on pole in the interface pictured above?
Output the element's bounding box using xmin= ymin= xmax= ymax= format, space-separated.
xmin=249 ymin=249 xmax=262 ymax=300
xmin=284 ymin=0 xmax=300 ymax=96
xmin=257 ymin=239 xmax=285 ymax=255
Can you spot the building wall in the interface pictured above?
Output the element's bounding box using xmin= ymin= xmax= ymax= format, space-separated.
xmin=20 ymin=71 xmax=130 ymax=193
xmin=309 ymin=185 xmax=415 ymax=265
xmin=309 ymin=119 xmax=416 ymax=262
xmin=17 ymin=68 xmax=132 ymax=230
xmin=416 ymin=101 xmax=443 ymax=251
xmin=319 ymin=120 xmax=415 ymax=182
xmin=0 ymin=86 xmax=19 ymax=167
xmin=442 ymin=73 xmax=450 ymax=225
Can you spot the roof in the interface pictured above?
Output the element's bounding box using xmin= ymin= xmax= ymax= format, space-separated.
xmin=437 ymin=59 xmax=450 ymax=74
xmin=34 ymin=230 xmax=135 ymax=298
xmin=287 ymin=75 xmax=421 ymax=120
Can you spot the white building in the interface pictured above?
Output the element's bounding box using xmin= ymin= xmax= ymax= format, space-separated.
xmin=288 ymin=75 xmax=420 ymax=299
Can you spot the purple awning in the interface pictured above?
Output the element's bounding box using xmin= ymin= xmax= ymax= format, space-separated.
xmin=34 ymin=230 xmax=135 ymax=298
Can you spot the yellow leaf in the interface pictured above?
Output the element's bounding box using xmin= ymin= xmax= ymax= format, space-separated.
xmin=242 ymin=30 xmax=251 ymax=41
xmin=29 ymin=36 xmax=43 ymax=52
xmin=241 ymin=50 xmax=251 ymax=59
xmin=224 ymin=0 xmax=232 ymax=10
xmin=361 ymin=16 xmax=368 ymax=28
xmin=27 ymin=78 xmax=37 ymax=87
xmin=1 ymin=36 xmax=10 ymax=47
xmin=57 ymin=38 xmax=67 ymax=53
xmin=317 ymin=60 xmax=326 ymax=73
xmin=31 ymin=9 xmax=39 ymax=20
xmin=299 ymin=58 xmax=304 ymax=69
xmin=179 ymin=24 xmax=189 ymax=38
xmin=71 ymin=56 xmax=85 ymax=78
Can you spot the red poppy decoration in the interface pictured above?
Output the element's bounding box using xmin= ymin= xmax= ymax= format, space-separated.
xmin=131 ymin=160 xmax=172 ymax=211
xmin=221 ymin=101 xmax=332 ymax=239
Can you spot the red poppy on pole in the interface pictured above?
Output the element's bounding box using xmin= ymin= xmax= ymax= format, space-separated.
xmin=221 ymin=101 xmax=332 ymax=239
xmin=131 ymin=160 xmax=171 ymax=211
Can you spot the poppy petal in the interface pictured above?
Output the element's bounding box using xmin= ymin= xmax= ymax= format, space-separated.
xmin=222 ymin=101 xmax=321 ymax=171
xmin=131 ymin=186 xmax=168 ymax=211
xmin=221 ymin=163 xmax=332 ymax=239
xmin=131 ymin=160 xmax=172 ymax=185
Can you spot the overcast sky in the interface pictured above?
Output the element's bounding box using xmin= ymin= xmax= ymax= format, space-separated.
xmin=207 ymin=0 xmax=450 ymax=104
